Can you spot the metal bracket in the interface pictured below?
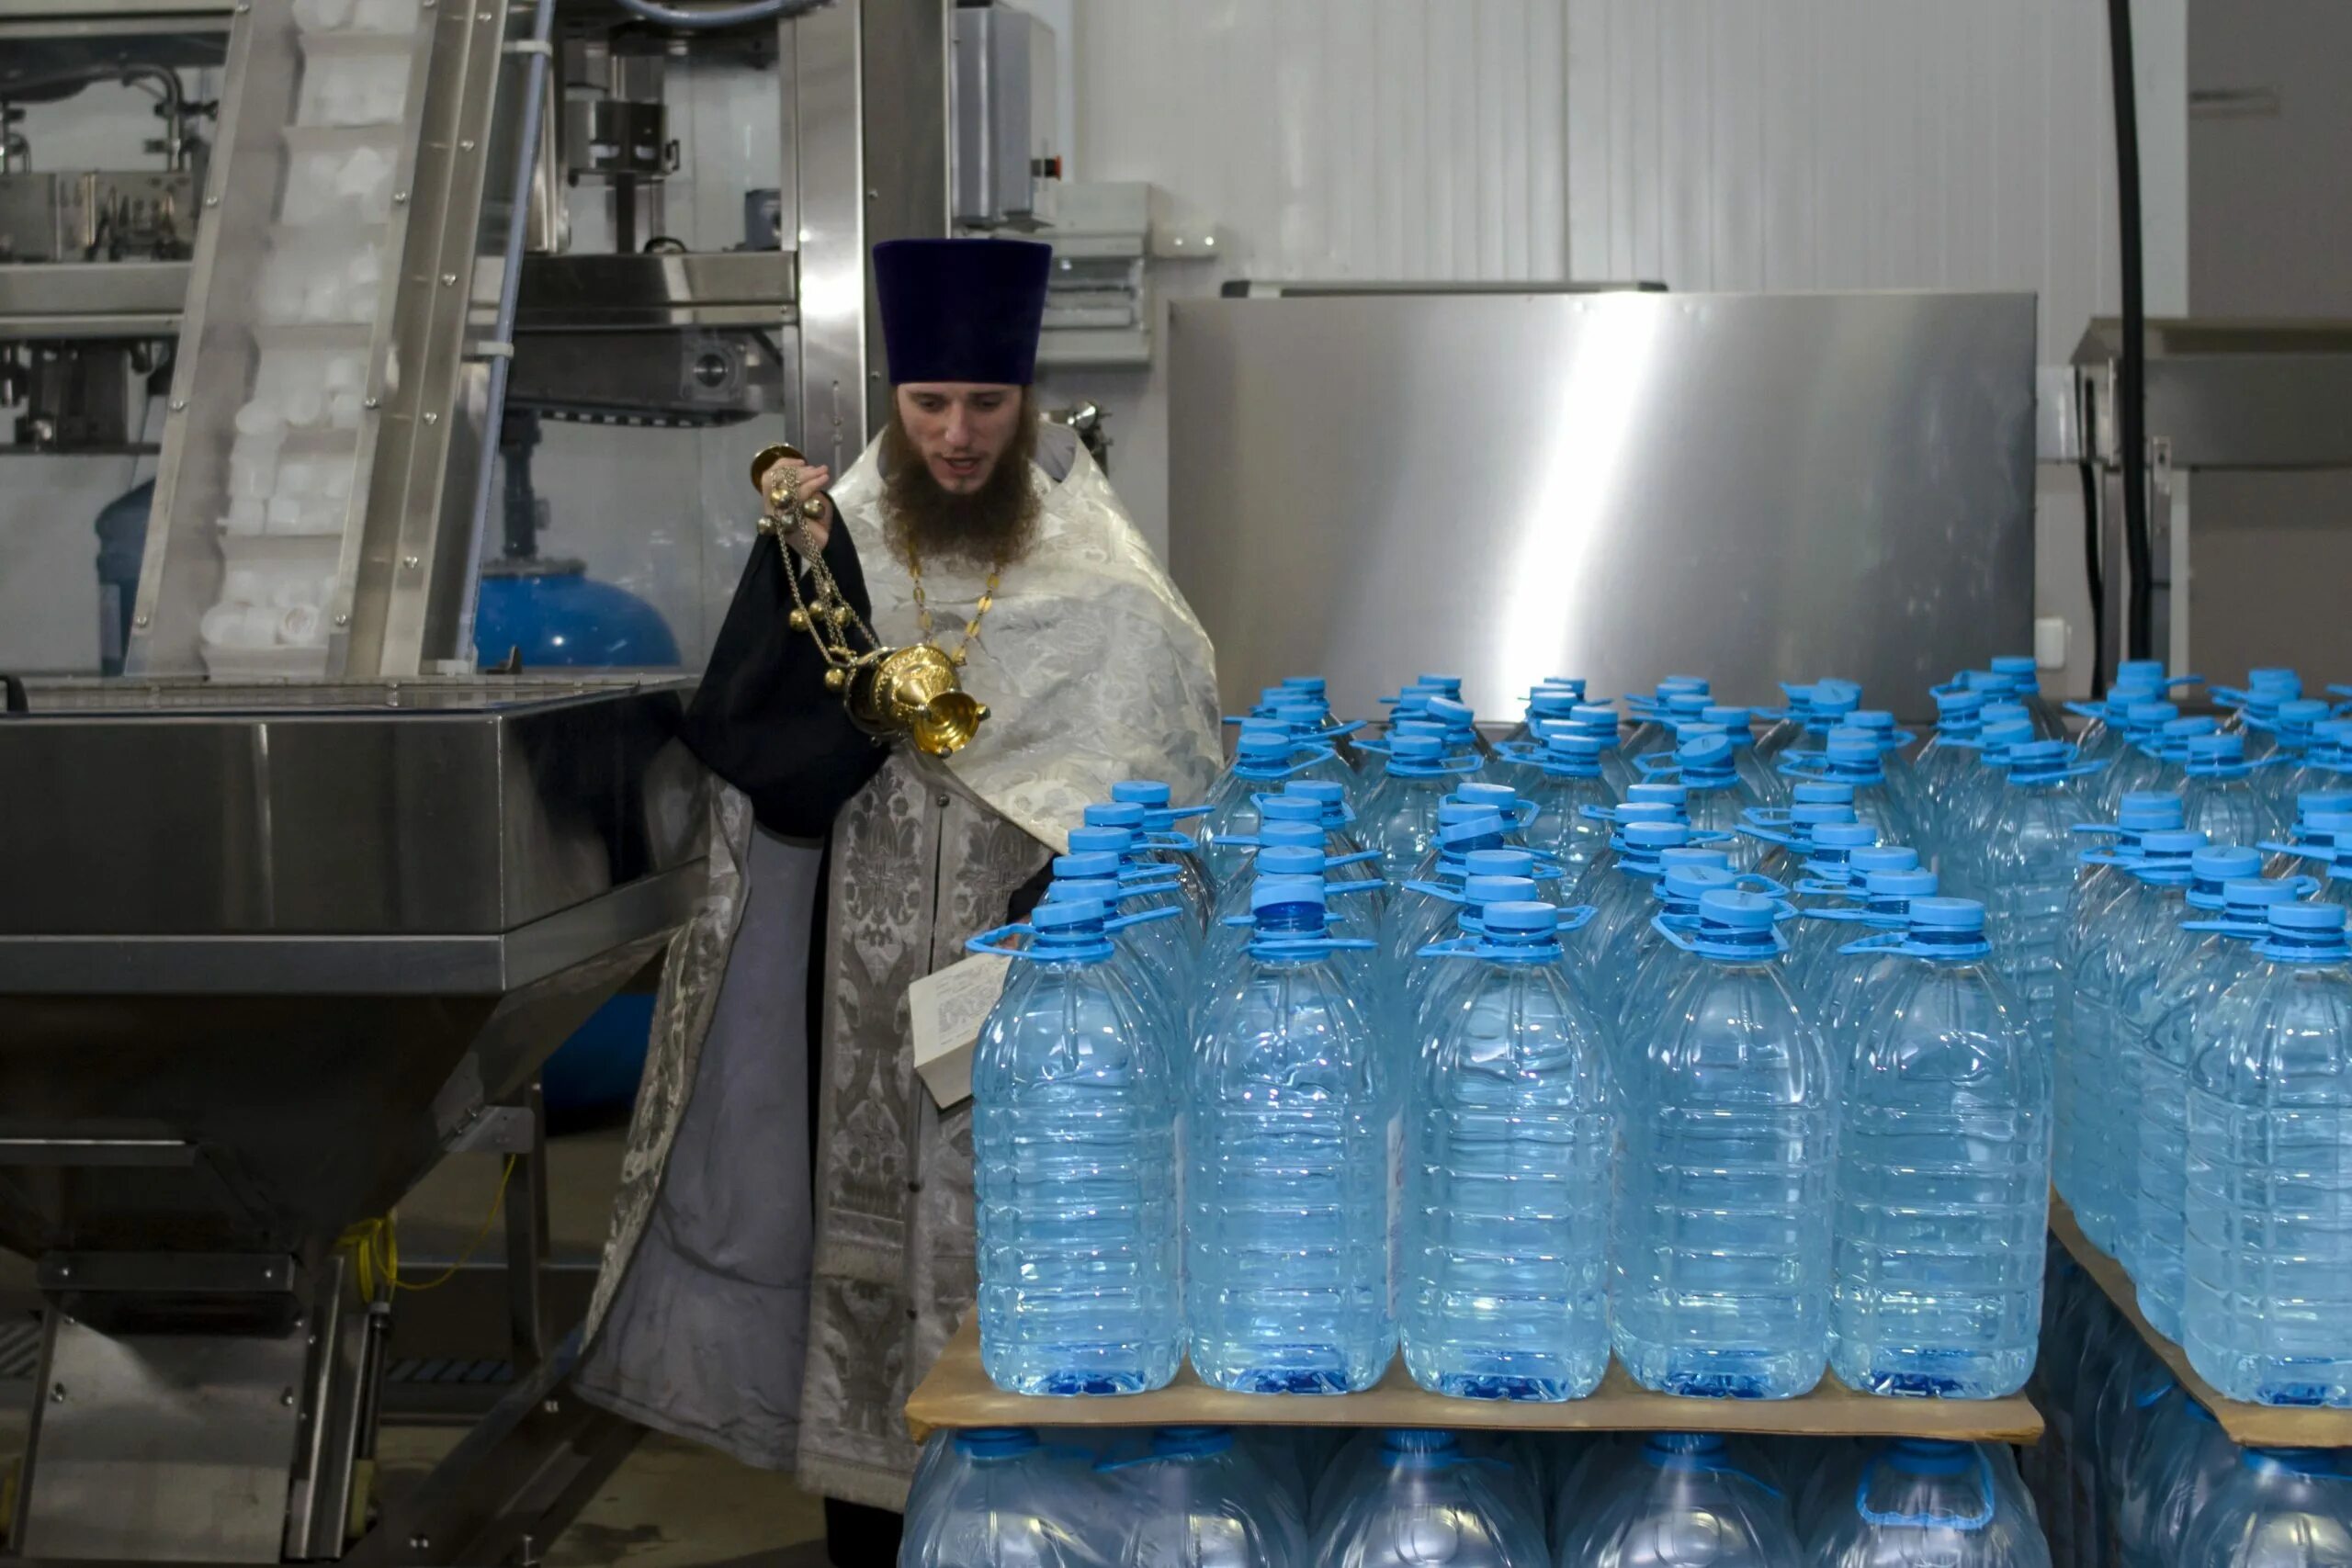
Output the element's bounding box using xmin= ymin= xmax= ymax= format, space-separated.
xmin=447 ymin=1104 xmax=536 ymax=1156
xmin=39 ymin=1251 xmax=300 ymax=1296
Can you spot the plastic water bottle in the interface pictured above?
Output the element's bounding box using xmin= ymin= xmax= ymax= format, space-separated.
xmin=1403 ymin=899 xmax=1617 ymax=1400
xmin=2181 ymin=731 xmax=2289 ymax=849
xmin=2114 ymin=1393 xmax=2238 ymax=1565
xmin=2178 ymin=1448 xmax=2352 ymax=1568
xmin=2265 ymin=797 xmax=2352 ymax=880
xmin=1615 ymin=889 xmax=1836 ymax=1398
xmin=1084 ymin=801 xmax=1210 ymax=933
xmin=1507 ymin=730 xmax=1618 ymax=883
xmin=1039 ymin=862 xmax=1191 ymax=1040
xmin=1188 ymin=876 xmax=1395 ymax=1393
xmin=1938 ymin=719 xmax=2042 ymax=878
xmin=1633 ymin=691 xmax=1719 ymax=763
xmin=1201 ymin=728 xmax=1336 ymax=886
xmin=1912 ymin=687 xmax=1989 ymax=827
xmin=1805 ymin=1439 xmax=2052 ymax=1568
xmin=2066 ymin=790 xmax=2188 ymax=978
xmin=1493 ymin=685 xmax=1586 ymax=794
xmin=2066 ymin=829 xmax=2204 ymax=1256
xmin=1308 ymin=1428 xmax=1544 ymax=1536
xmin=2283 ymin=719 xmax=2352 ymax=809
xmin=1781 ymin=829 xmax=1901 ymax=990
xmin=1806 ymin=866 xmax=1941 ymax=1042
xmin=2214 ymin=668 xmax=2304 ymax=755
xmin=1605 ymin=860 xmax=1740 ymax=1034
xmin=1973 ymin=740 xmax=2101 ymax=1055
xmin=1386 ymin=828 xmax=1562 ymax=985
xmin=1201 ymin=838 xmax=1387 ymax=1017
xmin=1405 ymin=783 xmax=1531 ymax=882
xmin=1829 ymin=897 xmax=2048 ymax=1398
xmin=2064 ymin=674 xmax=2167 ymax=772
xmin=901 ymin=1428 xmax=1105 ymax=1568
xmin=1690 ymin=705 xmax=1782 ymax=808
xmin=1623 ymin=676 xmax=1712 ymax=759
xmin=1402 ymin=871 xmax=1541 ymax=1026
xmin=1555 ymin=1434 xmax=1798 ymax=1568
xmin=1781 ymin=729 xmax=1917 ymax=850
xmin=1358 ymin=733 xmax=1476 ymax=884
xmin=1268 ymin=782 xmax=1386 ymax=907
xmin=2251 ymin=699 xmax=2337 ymax=815
xmin=2183 ymin=901 xmax=2352 ymax=1405
xmin=2145 ymin=715 xmax=2224 ymax=799
xmin=1643 ymin=731 xmax=1768 ymax=870
xmin=1100 ymin=1426 xmax=1308 ymax=1568
xmin=2091 ymin=700 xmax=2183 ymax=819
xmin=967 ymin=897 xmax=1180 ymax=1395
xmin=1068 ymin=824 xmax=1200 ymax=952
xmin=1314 ymin=1430 xmax=1546 ymax=1568
xmin=1579 ymin=819 xmax=1705 ymax=972
xmin=1988 ymin=652 xmax=2068 ymax=739
xmin=1110 ymin=779 xmax=1216 ymax=910
xmin=1550 ymin=702 xmax=1635 ymax=798
xmin=1742 ymin=794 xmax=1861 ymax=887
xmin=2136 ymin=873 xmax=2314 ymax=1343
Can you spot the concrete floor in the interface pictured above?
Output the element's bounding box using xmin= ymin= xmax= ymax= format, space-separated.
xmin=0 ymin=1122 xmax=831 ymax=1568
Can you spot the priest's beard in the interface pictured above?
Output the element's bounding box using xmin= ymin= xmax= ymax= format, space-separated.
xmin=879 ymin=399 xmax=1042 ymax=574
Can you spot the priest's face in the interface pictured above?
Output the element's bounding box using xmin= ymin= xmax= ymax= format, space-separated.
xmin=893 ymin=383 xmax=1025 ymax=494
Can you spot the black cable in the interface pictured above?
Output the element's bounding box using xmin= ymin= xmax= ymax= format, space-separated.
xmin=2107 ymin=0 xmax=2154 ymax=662
xmin=2080 ymin=457 xmax=2107 ymax=698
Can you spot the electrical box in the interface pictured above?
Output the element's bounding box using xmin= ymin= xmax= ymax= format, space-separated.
xmin=950 ymin=6 xmax=1057 ymax=230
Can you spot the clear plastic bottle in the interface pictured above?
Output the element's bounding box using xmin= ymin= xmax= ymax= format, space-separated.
xmin=2114 ymin=1393 xmax=2239 ymax=1566
xmin=2252 ymin=699 xmax=2338 ymax=818
xmin=1911 ymin=687 xmax=1988 ymax=862
xmin=1404 ymin=784 xmax=1531 ymax=884
xmin=2067 ymin=832 xmax=2203 ymax=1258
xmin=1404 ymin=871 xmax=1540 ymax=1029
xmin=1781 ymin=829 xmax=1900 ymax=993
xmin=1623 ymin=677 xmax=1713 ymax=760
xmin=1555 ymin=702 xmax=1636 ymax=798
xmin=2182 ymin=732 xmax=2290 ymax=850
xmin=1571 ymin=787 xmax=1691 ymax=898
xmin=967 ymin=897 xmax=1180 ymax=1395
xmin=899 ymin=1427 xmax=1107 ymax=1568
xmin=1554 ymin=1433 xmax=1798 ymax=1568
xmin=1806 ymin=865 xmax=1941 ymax=1043
xmin=2092 ymin=700 xmax=2184 ymax=820
xmin=1187 ymin=876 xmax=1396 ymax=1393
xmin=1200 ymin=838 xmax=1387 ymax=1021
xmin=2183 ymin=901 xmax=2352 ymax=1406
xmin=1779 ymin=729 xmax=1920 ymax=853
xmin=1806 ymin=1438 xmax=2052 ymax=1568
xmin=1742 ymin=794 xmax=1860 ymax=887
xmin=1614 ymin=889 xmax=1836 ymax=1398
xmin=1507 ymin=730 xmax=1618 ymax=883
xmin=1989 ymin=652 xmax=2069 ymax=739
xmin=1308 ymin=1428 xmax=1544 ymax=1536
xmin=1404 ymin=900 xmax=1617 ymax=1401
xmin=1579 ymin=819 xmax=1705 ymax=974
xmin=1102 ymin=1426 xmax=1308 ymax=1568
xmin=2065 ymin=791 xmax=2188 ymax=990
xmin=2144 ymin=715 xmax=2225 ymax=800
xmin=2177 ymin=1447 xmax=2352 ymax=1568
xmin=1357 ymin=733 xmax=1477 ymax=884
xmin=1606 ymin=861 xmax=1739 ymax=1036
xmin=2283 ymin=721 xmax=2352 ymax=814
xmin=2064 ymin=674 xmax=2166 ymax=773
xmin=2214 ymin=668 xmax=2305 ymax=756
xmin=1202 ymin=728 xmax=1338 ymax=886
xmin=2265 ymin=799 xmax=2352 ymax=881
xmin=1110 ymin=779 xmax=1216 ymax=909
xmin=1941 ymin=720 xmax=2046 ymax=890
xmin=1314 ymin=1430 xmax=1547 ymax=1568
xmin=1038 ymin=863 xmax=1191 ymax=1043
xmin=2137 ymin=872 xmax=2313 ymax=1343
xmin=1830 ymin=897 xmax=2048 ymax=1398
xmin=1642 ymin=731 xmax=1768 ymax=871
xmin=1974 ymin=739 xmax=2101 ymax=1056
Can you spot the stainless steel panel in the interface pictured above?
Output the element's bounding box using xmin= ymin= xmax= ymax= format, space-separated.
xmin=0 ymin=260 xmax=191 ymax=341
xmin=513 ymin=250 xmax=796 ymax=329
xmin=1170 ymin=291 xmax=2039 ymax=723
xmin=0 ymin=680 xmax=698 ymax=936
xmin=950 ymin=6 xmax=1050 ymax=228
xmin=18 ymin=1314 xmax=308 ymax=1562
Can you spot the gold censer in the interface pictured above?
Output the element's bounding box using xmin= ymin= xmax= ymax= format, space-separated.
xmin=751 ymin=444 xmax=989 ymax=758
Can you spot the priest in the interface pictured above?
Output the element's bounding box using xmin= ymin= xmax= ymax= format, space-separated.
xmin=573 ymin=236 xmax=1221 ymax=1558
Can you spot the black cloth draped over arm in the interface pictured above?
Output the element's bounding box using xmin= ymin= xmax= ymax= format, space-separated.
xmin=678 ymin=519 xmax=890 ymax=839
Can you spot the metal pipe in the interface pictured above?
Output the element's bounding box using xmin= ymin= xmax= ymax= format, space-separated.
xmin=607 ymin=0 xmax=831 ymax=30
xmin=2106 ymin=0 xmax=2154 ymax=662
xmin=452 ymin=0 xmax=557 ymax=668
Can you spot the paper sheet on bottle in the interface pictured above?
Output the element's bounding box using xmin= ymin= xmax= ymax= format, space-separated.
xmin=908 ymin=952 xmax=1009 ymax=1110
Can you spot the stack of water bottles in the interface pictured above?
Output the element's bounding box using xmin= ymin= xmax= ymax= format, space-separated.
xmin=901 ymin=1422 xmax=2058 ymax=1568
xmin=967 ymin=669 xmax=2075 ymax=1406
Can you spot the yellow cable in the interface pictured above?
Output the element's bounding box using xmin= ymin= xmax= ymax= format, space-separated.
xmin=335 ymin=1156 xmax=518 ymax=1297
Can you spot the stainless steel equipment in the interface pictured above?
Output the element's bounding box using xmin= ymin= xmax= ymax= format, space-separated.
xmin=949 ymin=4 xmax=1057 ymax=231
xmin=0 ymin=675 xmax=702 ymax=1563
xmin=2070 ymin=318 xmax=2352 ymax=682
xmin=1169 ymin=289 xmax=2038 ymax=722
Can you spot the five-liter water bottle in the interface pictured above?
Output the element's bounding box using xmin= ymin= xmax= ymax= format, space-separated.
xmin=2183 ymin=901 xmax=2352 ymax=1406
xmin=1983 ymin=652 xmax=2069 ymax=739
xmin=2066 ymin=829 xmax=2205 ymax=1255
xmin=2215 ymin=668 xmax=2304 ymax=751
xmin=2116 ymin=1395 xmax=2238 ymax=1565
xmin=1201 ymin=727 xmax=1337 ymax=886
xmin=1316 ymin=1430 xmax=1547 ymax=1568
xmin=2136 ymin=871 xmax=2314 ymax=1344
xmin=1580 ymin=818 xmax=1709 ymax=968
xmin=1807 ymin=865 xmax=1940 ymax=1040
xmin=1202 ymin=837 xmax=1386 ymax=1018
xmin=1403 ymin=871 xmax=1543 ymax=1024
xmin=2093 ymin=701 xmax=2182 ymax=818
xmin=901 ymin=1428 xmax=1107 ymax=1568
xmin=1604 ymin=860 xmax=1739 ymax=1033
xmin=1101 ymin=1426 xmax=1309 ymax=1568
xmin=1188 ymin=875 xmax=1396 ymax=1393
xmin=1623 ymin=676 xmax=1712 ymax=758
xmin=1040 ymin=863 xmax=1192 ymax=1040
xmin=1974 ymin=740 xmax=2101 ymax=1055
xmin=2067 ymin=791 xmax=2188 ymax=970
xmin=1507 ymin=729 xmax=1618 ymax=880
xmin=2285 ymin=719 xmax=2352 ymax=807
xmin=2266 ymin=798 xmax=2352 ymax=880
xmin=1307 ymin=1427 xmax=1544 ymax=1533
xmin=1111 ymin=779 xmax=1216 ymax=910
xmin=967 ymin=896 xmax=1180 ymax=1395
xmin=1644 ymin=730 xmax=1769 ymax=869
xmin=2178 ymin=1447 xmax=2352 ymax=1568
xmin=2250 ymin=698 xmax=2337 ymax=809
xmin=1829 ymin=898 xmax=2048 ymax=1398
xmin=1263 ymin=783 xmax=1386 ymax=906
xmin=1743 ymin=794 xmax=1860 ymax=886
xmin=2180 ymin=730 xmax=2291 ymax=846
xmin=1555 ymin=1433 xmax=1799 ymax=1568
xmin=1359 ymin=732 xmax=1478 ymax=883
xmin=1808 ymin=1439 xmax=2052 ymax=1568
xmin=1404 ymin=900 xmax=1617 ymax=1401
xmin=1615 ymin=889 xmax=1836 ymax=1398
xmin=1386 ymin=819 xmax=1561 ymax=978
xmin=1781 ymin=829 xmax=1901 ymax=987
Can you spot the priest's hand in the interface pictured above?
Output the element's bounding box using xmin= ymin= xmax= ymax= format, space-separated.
xmin=759 ymin=455 xmax=836 ymax=554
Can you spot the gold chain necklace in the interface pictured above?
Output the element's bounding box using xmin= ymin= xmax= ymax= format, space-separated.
xmin=904 ymin=547 xmax=1002 ymax=669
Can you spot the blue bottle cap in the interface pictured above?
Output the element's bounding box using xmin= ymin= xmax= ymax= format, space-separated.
xmin=2223 ymin=878 xmax=2302 ymax=915
xmin=1527 ymin=691 xmax=1582 ymax=719
xmin=1045 ymin=876 xmax=1122 ymax=905
xmin=1150 ymin=1427 xmax=1234 ymax=1458
xmin=1702 ymin=705 xmax=1754 ymax=728
xmin=2191 ymin=846 xmax=2266 ymax=882
xmin=1982 ymin=719 xmax=2039 ymax=750
xmin=1792 ymin=782 xmax=1856 ymax=806
xmin=1279 ymin=675 xmax=1327 ymax=693
xmin=1462 ymin=874 xmax=1538 ymax=907
xmin=1261 ymin=795 xmax=1325 ymax=824
xmin=2124 ymin=701 xmax=2179 ymax=726
xmin=1661 ymin=692 xmax=1712 ymax=716
xmin=1068 ymin=825 xmax=1134 ymax=853
xmin=1658 ymin=675 xmax=1711 ymax=694
xmin=2309 ymin=812 xmax=2352 ymax=834
xmin=2117 ymin=794 xmax=2187 ymax=830
xmin=2278 ymin=698 xmax=2334 ymax=727
xmin=1111 ymin=779 xmax=1170 ymax=807
xmin=2139 ymin=829 xmax=2209 ymax=858
xmin=1484 ymin=900 xmax=1559 ymax=934
xmin=1462 ymin=849 xmax=1536 ymax=879
xmin=1426 ymin=695 xmax=1476 ymax=727
xmin=2247 ymin=666 xmax=2301 ymax=690
xmin=2117 ymin=659 xmax=2167 ymax=682
xmin=1054 ymin=851 xmax=1123 ymax=880
xmin=1613 ymin=802 xmax=1681 ymax=826
xmin=1697 ymin=889 xmax=1778 ymax=929
xmin=1936 ymin=687 xmax=1986 ymax=715
xmin=1813 ymin=822 xmax=1881 ymax=851
xmin=956 ymin=1427 xmax=1040 ymax=1458
xmin=1788 ymin=802 xmax=1859 ymax=828
xmin=1256 ymin=844 xmax=1326 ymax=877
xmin=1417 ymin=672 xmax=1464 ymax=691
xmin=1569 ymin=704 xmax=1621 ymax=726
xmin=1235 ymin=730 xmax=1293 ymax=761
xmin=1258 ymin=822 xmax=1325 ymax=850
xmin=2268 ymin=902 xmax=2347 ymax=932
xmin=1908 ymin=896 xmax=1986 ymax=932
xmin=1032 ymin=899 xmax=1107 ymax=931
xmin=1434 ymin=800 xmax=1486 ymax=827
xmin=1659 ymin=846 xmax=1732 ymax=871
xmin=1677 ymin=733 xmax=1736 ymax=769
xmin=1269 ymin=703 xmax=1329 ymax=729
xmin=1388 ymin=733 xmax=1444 ymax=762
xmin=1382 ymin=1429 xmax=1457 ymax=1454
xmin=1867 ymin=867 xmax=1940 ymax=897
xmin=1811 ymin=684 xmax=1860 ymax=715
xmin=1436 ymin=812 xmax=1511 ymax=847
xmin=1662 ymin=863 xmax=1737 ymax=900
xmin=1286 ymin=779 xmax=1348 ymax=806
xmin=1456 ymin=781 xmax=1518 ymax=808
xmin=2007 ymin=739 xmax=2072 ymax=770
xmin=1645 ymin=1433 xmax=1727 ymax=1458
xmin=1848 ymin=710 xmax=1898 ymax=732
xmin=1083 ymin=801 xmax=1148 ymax=829
xmin=1250 ymin=874 xmax=1327 ymax=913
xmin=1822 ymin=732 xmax=1881 ymax=765
xmin=1625 ymin=783 xmax=1689 ymax=807
xmin=1849 ymin=845 xmax=1920 ymax=873
xmin=2186 ymin=732 xmax=2245 ymax=763
xmin=1992 ymin=654 xmax=2040 ymax=678
xmin=2162 ymin=716 xmax=2216 ymax=739
xmin=1886 ymin=1438 xmax=1975 ymax=1475
xmin=2300 ymin=792 xmax=2352 ymax=818
xmin=1623 ymin=822 xmax=1692 ymax=851
xmin=1543 ymin=731 xmax=1609 ymax=759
